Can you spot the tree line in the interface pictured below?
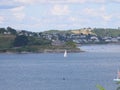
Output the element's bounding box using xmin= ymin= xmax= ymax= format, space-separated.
xmin=13 ymin=35 xmax=52 ymax=47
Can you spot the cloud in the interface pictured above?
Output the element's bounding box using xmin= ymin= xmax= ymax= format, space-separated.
xmin=102 ymin=15 xmax=112 ymax=21
xmin=0 ymin=0 xmax=21 ymax=9
xmin=83 ymin=6 xmax=112 ymax=21
xmin=0 ymin=0 xmax=120 ymax=8
xmin=0 ymin=0 xmax=119 ymax=31
xmin=12 ymin=0 xmax=109 ymax=4
xmin=0 ymin=0 xmax=120 ymax=9
xmin=111 ymin=0 xmax=120 ymax=3
xmin=67 ymin=0 xmax=106 ymax=3
xmin=13 ymin=13 xmax=25 ymax=20
xmin=0 ymin=5 xmax=19 ymax=9
xmin=10 ymin=6 xmax=25 ymax=20
xmin=51 ymin=4 xmax=70 ymax=15
xmin=83 ymin=6 xmax=106 ymax=16
xmin=10 ymin=6 xmax=24 ymax=12
xmin=69 ymin=16 xmax=77 ymax=22
xmin=84 ymin=8 xmax=98 ymax=16
xmin=14 ymin=0 xmax=40 ymax=4
xmin=0 ymin=16 xmax=4 ymax=24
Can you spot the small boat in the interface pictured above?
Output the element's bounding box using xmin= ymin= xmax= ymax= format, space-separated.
xmin=64 ymin=50 xmax=67 ymax=57
xmin=113 ymin=69 xmax=120 ymax=83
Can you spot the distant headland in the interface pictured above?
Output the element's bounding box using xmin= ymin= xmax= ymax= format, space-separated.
xmin=0 ymin=27 xmax=120 ymax=53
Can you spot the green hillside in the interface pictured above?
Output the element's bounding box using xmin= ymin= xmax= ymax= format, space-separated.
xmin=0 ymin=35 xmax=15 ymax=49
xmin=92 ymin=28 xmax=120 ymax=37
xmin=43 ymin=30 xmax=72 ymax=34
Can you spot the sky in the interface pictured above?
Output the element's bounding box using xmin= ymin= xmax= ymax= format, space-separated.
xmin=0 ymin=0 xmax=120 ymax=32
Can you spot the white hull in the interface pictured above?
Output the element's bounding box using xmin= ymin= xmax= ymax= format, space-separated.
xmin=113 ymin=78 xmax=120 ymax=82
xmin=114 ymin=69 xmax=120 ymax=83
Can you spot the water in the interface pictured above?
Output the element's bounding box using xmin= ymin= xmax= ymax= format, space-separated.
xmin=80 ymin=44 xmax=120 ymax=53
xmin=0 ymin=44 xmax=120 ymax=90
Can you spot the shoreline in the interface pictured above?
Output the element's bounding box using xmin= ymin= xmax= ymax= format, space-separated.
xmin=0 ymin=48 xmax=84 ymax=54
xmin=1 ymin=43 xmax=120 ymax=54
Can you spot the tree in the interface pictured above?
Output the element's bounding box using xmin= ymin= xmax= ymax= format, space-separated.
xmin=28 ymin=36 xmax=51 ymax=46
xmin=65 ymin=41 xmax=76 ymax=48
xmin=7 ymin=27 xmax=17 ymax=35
xmin=13 ymin=35 xmax=29 ymax=47
xmin=0 ymin=28 xmax=6 ymax=34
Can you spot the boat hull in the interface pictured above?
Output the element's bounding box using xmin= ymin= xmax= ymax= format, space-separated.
xmin=113 ymin=79 xmax=120 ymax=83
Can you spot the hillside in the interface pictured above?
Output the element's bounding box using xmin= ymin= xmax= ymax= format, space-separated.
xmin=92 ymin=28 xmax=120 ymax=37
xmin=43 ymin=30 xmax=72 ymax=34
xmin=0 ymin=35 xmax=15 ymax=49
xmin=70 ymin=28 xmax=120 ymax=37
xmin=71 ymin=29 xmax=95 ymax=35
xmin=44 ymin=29 xmax=96 ymax=35
xmin=0 ymin=26 xmax=120 ymax=53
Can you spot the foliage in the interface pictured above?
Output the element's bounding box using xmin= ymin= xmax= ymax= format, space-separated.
xmin=92 ymin=28 xmax=120 ymax=37
xmin=43 ymin=30 xmax=72 ymax=34
xmin=96 ymin=84 xmax=105 ymax=90
xmin=0 ymin=27 xmax=17 ymax=35
xmin=7 ymin=27 xmax=17 ymax=35
xmin=0 ymin=35 xmax=15 ymax=49
xmin=0 ymin=28 xmax=6 ymax=34
xmin=65 ymin=41 xmax=76 ymax=48
xmin=13 ymin=35 xmax=29 ymax=47
xmin=28 ymin=36 xmax=51 ymax=46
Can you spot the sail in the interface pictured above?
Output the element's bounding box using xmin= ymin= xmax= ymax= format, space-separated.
xmin=64 ymin=50 xmax=67 ymax=57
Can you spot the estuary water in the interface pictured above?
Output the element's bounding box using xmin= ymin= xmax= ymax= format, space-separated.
xmin=0 ymin=44 xmax=120 ymax=90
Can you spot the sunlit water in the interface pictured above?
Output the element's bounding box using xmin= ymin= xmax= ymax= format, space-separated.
xmin=0 ymin=44 xmax=120 ymax=90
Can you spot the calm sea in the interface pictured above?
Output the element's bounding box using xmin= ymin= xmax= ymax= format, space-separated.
xmin=0 ymin=44 xmax=120 ymax=90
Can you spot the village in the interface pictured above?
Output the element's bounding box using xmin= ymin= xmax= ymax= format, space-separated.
xmin=1 ymin=27 xmax=120 ymax=45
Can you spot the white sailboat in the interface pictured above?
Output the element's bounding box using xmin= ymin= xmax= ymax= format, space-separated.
xmin=113 ymin=69 xmax=120 ymax=83
xmin=64 ymin=50 xmax=67 ymax=57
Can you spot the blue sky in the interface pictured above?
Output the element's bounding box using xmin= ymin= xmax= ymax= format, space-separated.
xmin=0 ymin=0 xmax=120 ymax=32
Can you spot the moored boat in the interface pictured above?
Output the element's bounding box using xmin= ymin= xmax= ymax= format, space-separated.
xmin=113 ymin=69 xmax=120 ymax=83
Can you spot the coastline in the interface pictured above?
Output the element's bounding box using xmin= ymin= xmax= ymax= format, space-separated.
xmin=0 ymin=48 xmax=83 ymax=54
xmin=1 ymin=43 xmax=120 ymax=54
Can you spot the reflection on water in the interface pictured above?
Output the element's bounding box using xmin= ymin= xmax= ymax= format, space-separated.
xmin=80 ymin=44 xmax=120 ymax=52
